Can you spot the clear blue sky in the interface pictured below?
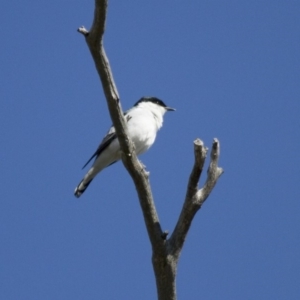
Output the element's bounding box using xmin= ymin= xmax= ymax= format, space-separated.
xmin=1 ymin=1 xmax=300 ymax=299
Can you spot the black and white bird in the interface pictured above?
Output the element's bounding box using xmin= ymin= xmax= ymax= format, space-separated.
xmin=74 ymin=97 xmax=175 ymax=198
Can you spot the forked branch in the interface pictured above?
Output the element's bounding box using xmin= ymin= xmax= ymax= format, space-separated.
xmin=169 ymin=139 xmax=223 ymax=259
xmin=78 ymin=1 xmax=223 ymax=299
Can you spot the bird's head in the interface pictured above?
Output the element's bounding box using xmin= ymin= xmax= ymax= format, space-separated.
xmin=134 ymin=97 xmax=175 ymax=116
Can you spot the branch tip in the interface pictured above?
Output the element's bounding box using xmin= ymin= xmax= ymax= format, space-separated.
xmin=212 ymin=138 xmax=220 ymax=149
xmin=193 ymin=138 xmax=208 ymax=167
xmin=210 ymin=138 xmax=220 ymax=159
xmin=193 ymin=138 xmax=204 ymax=147
xmin=77 ymin=26 xmax=89 ymax=36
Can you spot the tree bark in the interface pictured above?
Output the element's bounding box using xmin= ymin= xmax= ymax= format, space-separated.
xmin=78 ymin=1 xmax=223 ymax=299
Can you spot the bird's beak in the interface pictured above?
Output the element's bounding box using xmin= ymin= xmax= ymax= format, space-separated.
xmin=166 ymin=107 xmax=176 ymax=111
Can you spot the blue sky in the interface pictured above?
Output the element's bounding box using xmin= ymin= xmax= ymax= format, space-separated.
xmin=1 ymin=1 xmax=300 ymax=299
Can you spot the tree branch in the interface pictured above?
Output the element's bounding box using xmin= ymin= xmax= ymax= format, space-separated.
xmin=197 ymin=138 xmax=224 ymax=205
xmin=184 ymin=139 xmax=208 ymax=203
xmin=169 ymin=139 xmax=223 ymax=258
xmin=77 ymin=0 xmax=164 ymax=249
xmin=78 ymin=2 xmax=223 ymax=299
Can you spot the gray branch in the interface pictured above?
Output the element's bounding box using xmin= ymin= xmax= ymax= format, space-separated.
xmin=169 ymin=139 xmax=224 ymax=259
xmin=78 ymin=1 xmax=223 ymax=299
xmin=77 ymin=0 xmax=163 ymax=251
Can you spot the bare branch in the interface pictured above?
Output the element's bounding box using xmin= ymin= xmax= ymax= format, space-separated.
xmin=169 ymin=139 xmax=223 ymax=258
xmin=89 ymin=0 xmax=107 ymax=42
xmin=77 ymin=26 xmax=89 ymax=36
xmin=185 ymin=139 xmax=208 ymax=202
xmin=196 ymin=138 xmax=224 ymax=205
xmin=78 ymin=2 xmax=223 ymax=299
xmin=77 ymin=0 xmax=164 ymax=249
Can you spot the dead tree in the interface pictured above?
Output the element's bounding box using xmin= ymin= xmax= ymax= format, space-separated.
xmin=78 ymin=1 xmax=223 ymax=299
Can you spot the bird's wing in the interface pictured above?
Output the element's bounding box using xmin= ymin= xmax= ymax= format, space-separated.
xmin=81 ymin=111 xmax=132 ymax=169
xmin=82 ymin=126 xmax=117 ymax=169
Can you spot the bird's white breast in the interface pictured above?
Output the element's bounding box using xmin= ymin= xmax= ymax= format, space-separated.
xmin=126 ymin=106 xmax=163 ymax=155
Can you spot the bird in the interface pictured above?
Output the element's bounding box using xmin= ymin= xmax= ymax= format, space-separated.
xmin=74 ymin=97 xmax=175 ymax=198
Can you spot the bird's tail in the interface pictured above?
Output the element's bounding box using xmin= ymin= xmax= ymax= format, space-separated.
xmin=74 ymin=177 xmax=93 ymax=198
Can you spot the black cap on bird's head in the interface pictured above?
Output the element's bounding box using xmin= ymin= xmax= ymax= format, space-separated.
xmin=134 ymin=97 xmax=175 ymax=111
